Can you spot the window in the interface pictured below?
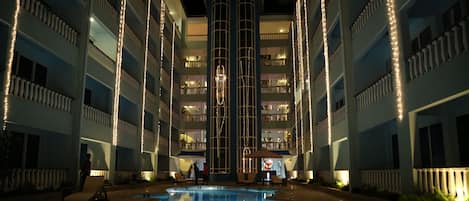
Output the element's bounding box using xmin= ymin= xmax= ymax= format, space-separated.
xmin=34 ymin=63 xmax=47 ymax=86
xmin=18 ymin=55 xmax=33 ymax=81
xmin=419 ymin=123 xmax=445 ymax=168
xmin=84 ymin=89 xmax=92 ymax=105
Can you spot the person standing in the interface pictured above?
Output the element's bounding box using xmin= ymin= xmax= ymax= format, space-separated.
xmin=80 ymin=153 xmax=91 ymax=191
xmin=193 ymin=161 xmax=199 ymax=185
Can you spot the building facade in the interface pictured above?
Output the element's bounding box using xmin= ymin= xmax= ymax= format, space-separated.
xmin=1 ymin=0 xmax=468 ymax=198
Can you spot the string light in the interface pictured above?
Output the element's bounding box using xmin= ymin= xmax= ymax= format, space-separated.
xmin=291 ymin=22 xmax=299 ymax=155
xmin=140 ymin=0 xmax=152 ymax=153
xmin=2 ymin=0 xmax=20 ymax=131
xmin=169 ymin=22 xmax=176 ymax=157
xmin=320 ymin=0 xmax=333 ymax=146
xmin=111 ymin=0 xmax=127 ymax=146
xmin=385 ymin=0 xmax=404 ymax=121
xmin=295 ymin=0 xmax=305 ymax=153
xmin=156 ymin=0 xmax=166 ymax=156
xmin=303 ymin=0 xmax=314 ymax=152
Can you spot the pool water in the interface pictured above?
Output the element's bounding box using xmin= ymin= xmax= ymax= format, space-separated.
xmin=143 ymin=186 xmax=276 ymax=201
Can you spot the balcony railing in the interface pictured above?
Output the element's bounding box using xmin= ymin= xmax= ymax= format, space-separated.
xmin=185 ymin=61 xmax=206 ymax=68
xmin=260 ymin=33 xmax=289 ymax=40
xmin=408 ymin=17 xmax=469 ymax=81
xmin=261 ymin=59 xmax=286 ymax=67
xmin=351 ymin=0 xmax=386 ymax=34
xmin=9 ymin=75 xmax=72 ymax=112
xmin=261 ymin=86 xmax=290 ymax=94
xmin=355 ymin=72 xmax=393 ymax=110
xmin=21 ymin=0 xmax=78 ymax=46
xmin=183 ymin=114 xmax=207 ymax=122
xmin=181 ymin=87 xmax=207 ymax=95
xmin=414 ymin=167 xmax=469 ymax=197
xmin=83 ymin=105 xmax=111 ymax=127
xmin=361 ymin=169 xmax=401 ymax=193
xmin=186 ymin=35 xmax=208 ymax=41
xmin=0 ymin=168 xmax=67 ymax=193
xmin=317 ymin=118 xmax=328 ymax=134
xmin=262 ymin=114 xmax=289 ymax=121
xmin=262 ymin=141 xmax=292 ymax=151
xmin=180 ymin=141 xmax=206 ymax=151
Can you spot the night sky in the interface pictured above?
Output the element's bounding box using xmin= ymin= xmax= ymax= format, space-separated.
xmin=181 ymin=0 xmax=295 ymax=17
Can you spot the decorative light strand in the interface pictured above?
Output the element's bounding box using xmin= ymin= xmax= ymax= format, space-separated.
xmin=320 ymin=0 xmax=333 ymax=146
xmin=385 ymin=0 xmax=404 ymax=121
xmin=295 ymin=0 xmax=304 ymax=153
xmin=168 ymin=22 xmax=176 ymax=157
xmin=291 ymin=22 xmax=299 ymax=155
xmin=303 ymin=0 xmax=314 ymax=152
xmin=156 ymin=0 xmax=166 ymax=156
xmin=112 ymin=0 xmax=127 ymax=146
xmin=140 ymin=0 xmax=152 ymax=153
xmin=2 ymin=0 xmax=20 ymax=131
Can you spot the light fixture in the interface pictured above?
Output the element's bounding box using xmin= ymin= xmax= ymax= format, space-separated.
xmin=279 ymin=29 xmax=285 ymax=33
xmin=169 ymin=11 xmax=174 ymax=15
xmin=2 ymin=0 xmax=20 ymax=131
xmin=90 ymin=17 xmax=95 ymax=22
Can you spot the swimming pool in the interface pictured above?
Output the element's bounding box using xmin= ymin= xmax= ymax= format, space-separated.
xmin=142 ymin=186 xmax=276 ymax=201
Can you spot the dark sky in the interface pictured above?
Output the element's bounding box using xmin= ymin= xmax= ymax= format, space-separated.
xmin=181 ymin=0 xmax=294 ymax=17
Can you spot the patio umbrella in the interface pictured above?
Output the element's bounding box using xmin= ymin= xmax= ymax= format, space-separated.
xmin=245 ymin=149 xmax=282 ymax=158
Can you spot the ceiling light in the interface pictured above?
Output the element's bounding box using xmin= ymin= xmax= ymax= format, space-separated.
xmin=90 ymin=17 xmax=95 ymax=22
xmin=279 ymin=29 xmax=285 ymax=33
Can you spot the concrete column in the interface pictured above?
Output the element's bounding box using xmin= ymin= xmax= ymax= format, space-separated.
xmin=71 ymin=0 xmax=92 ymax=187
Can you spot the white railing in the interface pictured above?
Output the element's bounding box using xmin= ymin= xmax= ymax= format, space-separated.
xmin=21 ymin=0 xmax=78 ymax=46
xmin=83 ymin=105 xmax=111 ymax=127
xmin=261 ymin=86 xmax=290 ymax=94
xmin=183 ymin=114 xmax=207 ymax=122
xmin=95 ymin=0 xmax=117 ymax=18
xmin=414 ymin=168 xmax=469 ymax=198
xmin=408 ymin=17 xmax=469 ymax=81
xmin=333 ymin=107 xmax=346 ymax=124
xmin=180 ymin=141 xmax=206 ymax=151
xmin=121 ymin=69 xmax=140 ymax=89
xmin=9 ymin=75 xmax=72 ymax=112
xmin=361 ymin=169 xmax=401 ymax=193
xmin=90 ymin=170 xmax=110 ymax=181
xmin=355 ymin=72 xmax=393 ymax=110
xmin=262 ymin=141 xmax=291 ymax=151
xmin=125 ymin=24 xmax=142 ymax=47
xmin=262 ymin=114 xmax=289 ymax=121
xmin=261 ymin=59 xmax=286 ymax=67
xmin=351 ymin=0 xmax=385 ymax=34
xmin=181 ymin=87 xmax=207 ymax=95
xmin=186 ymin=35 xmax=208 ymax=41
xmin=260 ymin=33 xmax=289 ymax=40
xmin=184 ymin=61 xmax=206 ymax=68
xmin=0 ymin=168 xmax=67 ymax=193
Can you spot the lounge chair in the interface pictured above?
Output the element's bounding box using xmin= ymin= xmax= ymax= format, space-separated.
xmin=237 ymin=172 xmax=256 ymax=184
xmin=174 ymin=172 xmax=190 ymax=183
xmin=64 ymin=176 xmax=107 ymax=201
xmin=271 ymin=175 xmax=282 ymax=184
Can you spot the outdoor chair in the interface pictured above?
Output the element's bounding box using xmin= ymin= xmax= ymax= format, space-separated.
xmin=64 ymin=176 xmax=107 ymax=201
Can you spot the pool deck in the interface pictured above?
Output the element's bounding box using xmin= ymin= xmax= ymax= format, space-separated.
xmin=1 ymin=182 xmax=389 ymax=201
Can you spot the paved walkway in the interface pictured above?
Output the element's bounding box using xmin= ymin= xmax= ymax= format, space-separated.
xmin=1 ymin=182 xmax=388 ymax=201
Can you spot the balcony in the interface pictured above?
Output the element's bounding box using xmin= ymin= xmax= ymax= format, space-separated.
xmin=260 ymin=33 xmax=289 ymax=40
xmin=181 ymin=87 xmax=207 ymax=95
xmin=121 ymin=68 xmax=140 ymax=90
xmin=183 ymin=114 xmax=207 ymax=122
xmin=351 ymin=0 xmax=386 ymax=34
xmin=117 ymin=119 xmax=138 ymax=148
xmin=261 ymin=141 xmax=292 ymax=151
xmin=21 ymin=0 xmax=79 ymax=46
xmin=261 ymin=86 xmax=290 ymax=94
xmin=332 ymin=107 xmax=346 ymax=125
xmin=355 ymin=72 xmax=393 ymax=111
xmin=407 ymin=17 xmax=469 ymax=81
xmin=83 ymin=105 xmax=111 ymax=127
xmin=9 ymin=75 xmax=72 ymax=113
xmin=179 ymin=141 xmax=206 ymax=151
xmin=143 ymin=129 xmax=155 ymax=152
